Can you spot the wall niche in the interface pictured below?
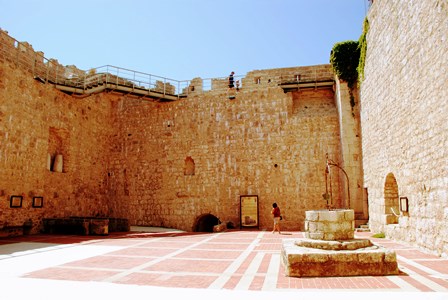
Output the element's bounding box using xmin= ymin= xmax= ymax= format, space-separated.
xmin=48 ymin=127 xmax=70 ymax=173
xmin=184 ymin=156 xmax=195 ymax=176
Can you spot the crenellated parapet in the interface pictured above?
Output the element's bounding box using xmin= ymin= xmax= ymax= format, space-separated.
xmin=0 ymin=29 xmax=335 ymax=101
xmin=0 ymin=29 xmax=85 ymax=83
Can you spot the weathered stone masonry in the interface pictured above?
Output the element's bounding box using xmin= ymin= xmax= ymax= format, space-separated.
xmin=108 ymin=76 xmax=348 ymax=231
xmin=0 ymin=30 xmax=365 ymax=235
xmin=361 ymin=0 xmax=448 ymax=256
xmin=0 ymin=60 xmax=118 ymax=233
xmin=1 ymin=0 xmax=445 ymax=257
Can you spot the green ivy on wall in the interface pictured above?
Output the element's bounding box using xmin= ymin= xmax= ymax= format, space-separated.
xmin=330 ymin=40 xmax=360 ymax=89
xmin=329 ymin=18 xmax=369 ymax=115
xmin=357 ymin=17 xmax=369 ymax=84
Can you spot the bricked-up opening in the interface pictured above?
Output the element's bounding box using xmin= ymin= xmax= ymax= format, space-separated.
xmin=48 ymin=127 xmax=70 ymax=173
xmin=184 ymin=156 xmax=195 ymax=175
xmin=193 ymin=213 xmax=219 ymax=232
xmin=384 ymin=173 xmax=399 ymax=224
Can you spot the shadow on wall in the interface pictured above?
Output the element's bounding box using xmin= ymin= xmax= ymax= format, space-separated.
xmin=193 ymin=213 xmax=219 ymax=232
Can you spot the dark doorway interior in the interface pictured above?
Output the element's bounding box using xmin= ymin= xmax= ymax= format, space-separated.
xmin=194 ymin=214 xmax=219 ymax=232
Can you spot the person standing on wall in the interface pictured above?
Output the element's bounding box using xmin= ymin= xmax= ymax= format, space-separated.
xmin=228 ymin=71 xmax=236 ymax=99
xmin=228 ymin=71 xmax=235 ymax=90
xmin=271 ymin=202 xmax=281 ymax=234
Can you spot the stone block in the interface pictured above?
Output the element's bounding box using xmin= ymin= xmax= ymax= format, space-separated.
xmin=307 ymin=221 xmax=318 ymax=232
xmin=306 ymin=232 xmax=324 ymax=240
xmin=324 ymin=233 xmax=335 ymax=240
xmin=358 ymin=251 xmax=383 ymax=263
xmin=88 ymin=219 xmax=109 ymax=235
xmin=384 ymin=249 xmax=398 ymax=262
xmin=213 ymin=223 xmax=227 ymax=232
xmin=304 ymin=220 xmax=309 ymax=231
xmin=331 ymin=252 xmax=356 ymax=262
xmin=328 ymin=222 xmax=343 ymax=233
xmin=318 ymin=211 xmax=339 ymax=222
xmin=305 ymin=211 xmax=319 ymax=221
xmin=295 ymin=238 xmax=372 ymax=251
xmin=301 ymin=253 xmax=329 ymax=263
xmin=281 ymin=239 xmax=399 ymax=277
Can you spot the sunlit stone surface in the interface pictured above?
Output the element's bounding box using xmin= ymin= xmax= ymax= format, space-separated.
xmin=281 ymin=209 xmax=399 ymax=277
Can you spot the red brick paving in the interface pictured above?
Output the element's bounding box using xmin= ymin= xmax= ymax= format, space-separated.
xmin=144 ymin=258 xmax=231 ymax=273
xmin=174 ymin=249 xmax=241 ymax=259
xmin=222 ymin=275 xmax=242 ymax=289
xmin=63 ymin=255 xmax=153 ymax=269
xmin=395 ymin=249 xmax=442 ymax=260
xmin=192 ymin=242 xmax=250 ymax=250
xmin=256 ymin=253 xmax=271 ymax=274
xmin=24 ymin=267 xmax=118 ymax=281
xmin=117 ymin=272 xmax=218 ymax=288
xmin=249 ymin=275 xmax=265 ymax=290
xmin=108 ymin=247 xmax=178 ymax=257
xmin=235 ymin=251 xmax=257 ymax=274
xmin=2 ymin=230 xmax=447 ymax=292
xmin=417 ymin=260 xmax=448 ymax=274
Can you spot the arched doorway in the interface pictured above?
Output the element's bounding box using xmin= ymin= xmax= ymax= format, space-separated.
xmin=193 ymin=213 xmax=219 ymax=232
xmin=384 ymin=173 xmax=399 ymax=224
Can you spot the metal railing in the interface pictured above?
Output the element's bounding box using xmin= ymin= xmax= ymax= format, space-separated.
xmin=0 ymin=30 xmax=190 ymax=99
xmin=0 ymin=29 xmax=335 ymax=100
xmin=83 ymin=65 xmax=190 ymax=97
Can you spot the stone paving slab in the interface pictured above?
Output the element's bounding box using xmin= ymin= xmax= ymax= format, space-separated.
xmin=0 ymin=229 xmax=447 ymax=299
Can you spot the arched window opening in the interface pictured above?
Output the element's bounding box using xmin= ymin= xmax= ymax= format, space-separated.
xmin=384 ymin=173 xmax=399 ymax=224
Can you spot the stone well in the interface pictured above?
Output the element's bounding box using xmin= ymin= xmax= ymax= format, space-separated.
xmin=281 ymin=209 xmax=399 ymax=277
xmin=305 ymin=209 xmax=354 ymax=241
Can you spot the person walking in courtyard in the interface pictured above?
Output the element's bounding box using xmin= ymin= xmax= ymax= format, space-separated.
xmin=271 ymin=202 xmax=281 ymax=234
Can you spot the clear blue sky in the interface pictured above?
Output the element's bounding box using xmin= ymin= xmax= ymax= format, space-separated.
xmin=0 ymin=0 xmax=369 ymax=80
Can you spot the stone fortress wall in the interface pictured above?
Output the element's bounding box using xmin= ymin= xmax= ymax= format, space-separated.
xmin=0 ymin=28 xmax=365 ymax=235
xmin=361 ymin=0 xmax=448 ymax=256
xmin=1 ymin=0 xmax=446 ymax=257
xmin=108 ymin=78 xmax=345 ymax=231
xmin=0 ymin=32 xmax=120 ymax=234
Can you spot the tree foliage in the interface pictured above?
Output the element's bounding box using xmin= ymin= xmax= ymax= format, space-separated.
xmin=330 ymin=40 xmax=360 ymax=89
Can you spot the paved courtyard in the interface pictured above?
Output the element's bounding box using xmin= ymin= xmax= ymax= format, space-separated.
xmin=0 ymin=228 xmax=447 ymax=299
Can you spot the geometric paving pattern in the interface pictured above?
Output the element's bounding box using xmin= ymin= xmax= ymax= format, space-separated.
xmin=1 ymin=230 xmax=447 ymax=292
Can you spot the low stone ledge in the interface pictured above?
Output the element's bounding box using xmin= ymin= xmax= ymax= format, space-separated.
xmin=282 ymin=239 xmax=399 ymax=277
xmin=295 ymin=238 xmax=373 ymax=250
xmin=43 ymin=218 xmax=90 ymax=235
xmin=108 ymin=218 xmax=130 ymax=232
xmin=0 ymin=226 xmax=24 ymax=238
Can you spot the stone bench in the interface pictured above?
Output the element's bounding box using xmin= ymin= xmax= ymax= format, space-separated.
xmin=0 ymin=220 xmax=33 ymax=237
xmin=0 ymin=225 xmax=24 ymax=238
xmin=42 ymin=218 xmax=91 ymax=235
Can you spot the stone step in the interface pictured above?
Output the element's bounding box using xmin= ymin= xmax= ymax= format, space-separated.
xmin=355 ymin=224 xmax=370 ymax=232
xmin=355 ymin=227 xmax=371 ymax=232
xmin=282 ymin=239 xmax=399 ymax=277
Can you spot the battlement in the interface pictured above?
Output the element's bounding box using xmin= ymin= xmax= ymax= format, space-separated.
xmin=0 ymin=29 xmax=335 ymax=101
